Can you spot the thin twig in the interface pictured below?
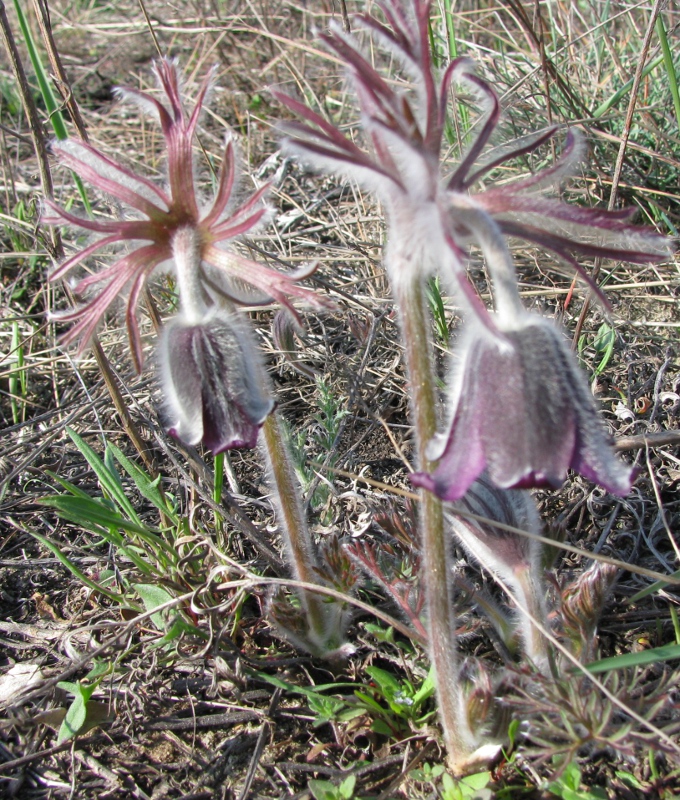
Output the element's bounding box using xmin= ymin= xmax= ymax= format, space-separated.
xmin=615 ymin=430 xmax=680 ymax=452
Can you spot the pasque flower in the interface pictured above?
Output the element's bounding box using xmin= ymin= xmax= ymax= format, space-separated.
xmin=159 ymin=309 xmax=274 ymax=453
xmin=411 ymin=313 xmax=635 ymax=500
xmin=45 ymin=58 xmax=325 ymax=373
xmin=277 ymin=0 xmax=670 ymax=496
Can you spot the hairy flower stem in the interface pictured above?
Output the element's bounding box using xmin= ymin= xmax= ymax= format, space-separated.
xmin=393 ymin=275 xmax=474 ymax=769
xmin=262 ymin=412 xmax=328 ymax=641
xmin=513 ymin=566 xmax=550 ymax=672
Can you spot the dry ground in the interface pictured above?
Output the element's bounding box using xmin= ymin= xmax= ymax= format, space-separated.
xmin=1 ymin=1 xmax=679 ymax=798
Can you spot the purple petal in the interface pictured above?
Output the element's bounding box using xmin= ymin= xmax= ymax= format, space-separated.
xmin=483 ymin=194 xmax=664 ymax=236
xmin=210 ymin=208 xmax=267 ymax=242
xmin=480 ymin=128 xmax=581 ymax=195
xmin=274 ymin=93 xmax=368 ymax=157
xmin=438 ymin=57 xmax=470 ymax=134
xmin=209 ymin=181 xmax=270 ymax=234
xmin=497 ymin=220 xmax=668 ymax=265
xmin=204 ymin=244 xmax=332 ymax=314
xmin=50 ymin=233 xmax=128 ymax=283
xmin=481 ymin=324 xmax=577 ymax=489
xmin=161 ymin=313 xmax=274 ymax=452
xmin=416 ymin=317 xmax=635 ymax=501
xmin=125 ymin=254 xmax=165 ymax=373
xmin=463 ymin=126 xmax=558 ymax=188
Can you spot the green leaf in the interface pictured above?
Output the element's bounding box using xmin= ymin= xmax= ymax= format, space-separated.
xmin=85 ymin=660 xmax=111 ymax=682
xmin=461 ymin=772 xmax=491 ymax=791
xmin=353 ymin=690 xmax=385 ymax=715
xmin=66 ymin=429 xmax=141 ymax=524
xmin=308 ymin=693 xmax=346 ymax=722
xmin=507 ymin=718 xmax=520 ymax=750
xmin=39 ymin=494 xmax=151 ymax=537
xmin=562 ymin=762 xmax=581 ymax=790
xmin=362 ymin=623 xmax=394 ymax=643
xmin=614 ymin=771 xmax=643 ymax=790
xmin=336 ymin=706 xmax=366 ymax=723
xmin=370 ymin=718 xmax=394 ymax=737
xmin=28 ymin=531 xmax=127 ymax=604
xmin=308 ymin=779 xmax=339 ymax=800
xmin=134 ymin=583 xmax=176 ymax=630
xmin=339 ymin=775 xmax=356 ymax=799
xmin=412 ymin=666 xmax=436 ymax=709
xmin=441 ymin=769 xmax=492 ymax=800
xmin=57 ymin=685 xmax=88 ymax=743
xmin=56 ymin=689 xmax=113 ymax=744
xmin=365 ymin=666 xmax=401 ymax=700
xmin=586 ymin=643 xmax=680 ymax=673
xmin=109 ymin=444 xmax=178 ymax=523
xmin=441 ymin=773 xmax=460 ymax=800
xmin=151 ymin=617 xmax=200 ymax=650
xmin=592 ymin=323 xmax=615 ymax=376
xmin=56 ymin=681 xmax=80 ymax=695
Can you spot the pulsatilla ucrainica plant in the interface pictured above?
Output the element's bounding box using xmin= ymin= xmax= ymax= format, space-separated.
xmin=46 ymin=59 xmax=353 ymax=658
xmin=43 ymin=0 xmax=675 ymax=780
xmin=276 ymin=0 xmax=671 ymax=773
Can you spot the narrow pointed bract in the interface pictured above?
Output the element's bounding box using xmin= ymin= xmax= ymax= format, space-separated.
xmin=159 ymin=311 xmax=274 ymax=453
xmin=46 ymin=59 xmax=326 ymax=372
xmin=412 ymin=316 xmax=634 ymax=501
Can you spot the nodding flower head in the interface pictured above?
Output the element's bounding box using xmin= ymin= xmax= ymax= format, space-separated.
xmin=276 ymin=0 xmax=670 ymax=313
xmin=45 ymin=58 xmax=327 ymax=372
xmin=159 ymin=309 xmax=274 ymax=453
xmin=411 ymin=315 xmax=635 ymax=501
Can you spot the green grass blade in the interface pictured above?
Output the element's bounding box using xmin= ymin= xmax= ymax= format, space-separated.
xmin=655 ymin=16 xmax=680 ymax=135
xmin=134 ymin=583 xmax=176 ymax=630
xmin=12 ymin=0 xmax=66 ymax=139
xmin=213 ymin=452 xmax=224 ymax=505
xmin=9 ymin=322 xmax=20 ymax=425
xmin=628 ymin=568 xmax=680 ymax=603
xmin=45 ymin=470 xmax=95 ymax=501
xmin=593 ymin=54 xmax=664 ymax=118
xmin=427 ymin=277 xmax=449 ymax=343
xmin=38 ymin=494 xmax=153 ymax=537
xmin=38 ymin=494 xmax=165 ymax=576
xmin=586 ymin=643 xmax=680 ymax=673
xmin=12 ymin=0 xmax=91 ymax=213
xmin=109 ymin=443 xmax=179 ymax=524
